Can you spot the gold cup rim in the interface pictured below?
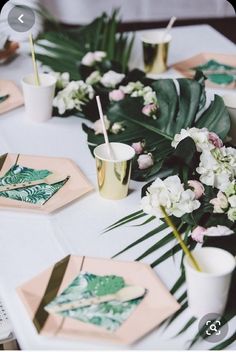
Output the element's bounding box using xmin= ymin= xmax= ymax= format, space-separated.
xmin=94 ymin=142 xmax=135 ymax=162
xmin=140 ymin=30 xmax=172 ymax=45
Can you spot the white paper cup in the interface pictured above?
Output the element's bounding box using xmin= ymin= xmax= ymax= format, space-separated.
xmin=21 ymin=73 xmax=56 ymax=122
xmin=184 ymin=247 xmax=235 ymax=318
xmin=223 ymin=94 xmax=236 ymax=146
xmin=94 ymin=142 xmax=135 ymax=200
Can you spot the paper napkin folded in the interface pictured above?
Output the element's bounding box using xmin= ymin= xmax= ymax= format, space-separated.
xmin=45 ymin=272 xmax=143 ymax=332
xmin=0 ymin=164 xmax=67 ymax=205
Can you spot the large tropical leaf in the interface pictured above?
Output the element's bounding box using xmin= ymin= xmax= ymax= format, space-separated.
xmin=36 ymin=11 xmax=134 ymax=78
xmin=107 ymin=76 xmax=230 ymax=140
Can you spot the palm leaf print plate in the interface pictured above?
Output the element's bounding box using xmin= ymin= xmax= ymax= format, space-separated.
xmin=0 ymin=154 xmax=93 ymax=213
xmin=173 ymin=53 xmax=236 ymax=89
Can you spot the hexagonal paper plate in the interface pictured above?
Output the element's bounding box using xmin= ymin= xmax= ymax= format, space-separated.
xmin=0 ymin=153 xmax=93 ymax=213
xmin=17 ymin=255 xmax=180 ymax=345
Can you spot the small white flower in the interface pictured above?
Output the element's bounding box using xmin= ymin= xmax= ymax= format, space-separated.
xmin=210 ymin=191 xmax=228 ymax=213
xmin=110 ymin=122 xmax=125 ymax=134
xmin=225 ymin=181 xmax=236 ymax=197
xmin=93 ymin=115 xmax=110 ymax=135
xmin=85 ymin=71 xmax=101 ymax=85
xmin=197 ymin=147 xmax=236 ymax=191
xmin=172 ymin=127 xmax=213 ymax=152
xmin=228 ymin=208 xmax=236 ymax=222
xmin=137 ymin=153 xmax=154 ymax=170
xmin=81 ymin=52 xmax=96 ymax=66
xmin=81 ymin=51 xmax=106 ymax=66
xmin=120 ymin=81 xmax=144 ymax=95
xmin=204 ymin=225 xmax=234 ymax=237
xmin=94 ymin=51 xmax=106 ymax=62
xmin=143 ymin=90 xmax=157 ymax=106
xmin=100 ymin=71 xmax=125 ymax=88
xmin=228 ymin=195 xmax=236 ymax=207
xmin=52 ymin=72 xmax=70 ymax=89
xmin=53 ymin=80 xmax=94 ymax=115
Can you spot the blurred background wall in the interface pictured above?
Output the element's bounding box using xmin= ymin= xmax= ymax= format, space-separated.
xmin=40 ymin=0 xmax=234 ymax=25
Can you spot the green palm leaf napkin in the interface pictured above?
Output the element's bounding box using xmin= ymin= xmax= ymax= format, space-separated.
xmin=0 ymin=164 xmax=67 ymax=205
xmin=45 ymin=273 xmax=143 ymax=332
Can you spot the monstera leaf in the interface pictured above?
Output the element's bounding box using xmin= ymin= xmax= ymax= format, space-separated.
xmin=83 ymin=73 xmax=230 ymax=181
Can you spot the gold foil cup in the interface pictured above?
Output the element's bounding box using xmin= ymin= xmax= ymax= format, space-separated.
xmin=141 ymin=31 xmax=172 ymax=74
xmin=94 ymin=142 xmax=135 ymax=200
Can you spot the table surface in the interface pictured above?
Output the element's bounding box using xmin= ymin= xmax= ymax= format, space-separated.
xmin=0 ymin=24 xmax=236 ymax=350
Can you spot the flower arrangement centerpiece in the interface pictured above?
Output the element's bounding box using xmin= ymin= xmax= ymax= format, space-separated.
xmin=105 ymin=127 xmax=236 ymax=349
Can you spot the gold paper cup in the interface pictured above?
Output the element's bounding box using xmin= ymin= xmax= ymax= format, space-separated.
xmin=94 ymin=142 xmax=135 ymax=200
xmin=141 ymin=30 xmax=172 ymax=74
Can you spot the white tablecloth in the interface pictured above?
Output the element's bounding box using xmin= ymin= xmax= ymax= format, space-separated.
xmin=0 ymin=24 xmax=236 ymax=350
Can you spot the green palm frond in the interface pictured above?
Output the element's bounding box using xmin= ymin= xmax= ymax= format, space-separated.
xmin=36 ymin=10 xmax=134 ymax=77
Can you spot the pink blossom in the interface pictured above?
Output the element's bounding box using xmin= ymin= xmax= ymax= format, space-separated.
xmin=93 ymin=117 xmax=110 ymax=135
xmin=191 ymin=226 xmax=206 ymax=243
xmin=210 ymin=191 xmax=228 ymax=213
xmin=137 ymin=153 xmax=154 ymax=170
xmin=132 ymin=142 xmax=144 ymax=155
xmin=142 ymin=103 xmax=156 ymax=116
xmin=188 ymin=180 xmax=205 ymax=199
xmin=109 ymin=89 xmax=125 ymax=101
xmin=208 ymin=132 xmax=223 ymax=148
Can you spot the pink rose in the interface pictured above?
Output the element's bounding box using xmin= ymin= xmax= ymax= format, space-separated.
xmin=109 ymin=89 xmax=125 ymax=101
xmin=188 ymin=180 xmax=205 ymax=199
xmin=137 ymin=153 xmax=154 ymax=170
xmin=142 ymin=103 xmax=156 ymax=116
xmin=191 ymin=226 xmax=206 ymax=243
xmin=208 ymin=132 xmax=223 ymax=148
xmin=132 ymin=142 xmax=144 ymax=155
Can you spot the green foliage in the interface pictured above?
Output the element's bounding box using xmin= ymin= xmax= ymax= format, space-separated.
xmin=84 ymin=72 xmax=230 ymax=181
xmin=36 ymin=10 xmax=134 ymax=78
xmin=0 ymin=95 xmax=9 ymax=103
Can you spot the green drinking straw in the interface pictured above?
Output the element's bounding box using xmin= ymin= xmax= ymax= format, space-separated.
xmin=160 ymin=206 xmax=202 ymax=272
xmin=29 ymin=33 xmax=40 ymax=86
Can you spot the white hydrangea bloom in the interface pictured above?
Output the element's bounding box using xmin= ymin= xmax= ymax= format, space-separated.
xmin=141 ymin=175 xmax=200 ymax=219
xmin=53 ymin=80 xmax=94 ymax=115
xmin=171 ymin=127 xmax=212 ymax=152
xmin=197 ymin=147 xmax=236 ymax=191
xmin=100 ymin=71 xmax=125 ymax=88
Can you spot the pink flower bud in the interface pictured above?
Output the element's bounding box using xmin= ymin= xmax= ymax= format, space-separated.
xmin=188 ymin=180 xmax=205 ymax=199
xmin=142 ymin=103 xmax=156 ymax=116
xmin=109 ymin=89 xmax=125 ymax=101
xmin=191 ymin=226 xmax=206 ymax=243
xmin=132 ymin=142 xmax=144 ymax=155
xmin=208 ymin=132 xmax=223 ymax=148
xmin=137 ymin=153 xmax=154 ymax=170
